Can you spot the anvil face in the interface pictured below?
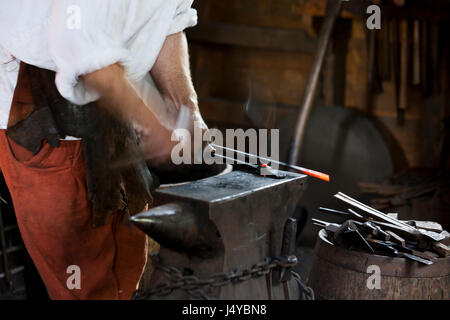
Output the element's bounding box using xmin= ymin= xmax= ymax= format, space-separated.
xmin=137 ymin=170 xmax=308 ymax=300
xmin=155 ymin=170 xmax=307 ymax=205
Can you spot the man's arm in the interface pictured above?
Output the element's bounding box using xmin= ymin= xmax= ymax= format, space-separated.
xmin=82 ymin=32 xmax=209 ymax=165
xmin=82 ymin=63 xmax=175 ymax=165
xmin=151 ymin=32 xmax=208 ymax=132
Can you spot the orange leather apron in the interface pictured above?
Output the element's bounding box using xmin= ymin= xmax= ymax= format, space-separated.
xmin=0 ymin=65 xmax=147 ymax=300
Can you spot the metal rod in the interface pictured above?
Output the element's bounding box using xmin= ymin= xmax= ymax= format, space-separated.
xmin=312 ymin=218 xmax=333 ymax=226
xmin=334 ymin=192 xmax=414 ymax=230
xmin=319 ymin=207 xmax=349 ymax=216
xmin=289 ymin=0 xmax=345 ymax=165
xmin=211 ymin=144 xmax=330 ymax=182
xmin=313 ymin=222 xmax=326 ymax=228
xmin=212 ymin=153 xmax=259 ymax=168
xmin=347 ymin=209 xmax=364 ymax=220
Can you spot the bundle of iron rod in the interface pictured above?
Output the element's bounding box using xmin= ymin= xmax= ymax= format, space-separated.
xmin=312 ymin=193 xmax=450 ymax=265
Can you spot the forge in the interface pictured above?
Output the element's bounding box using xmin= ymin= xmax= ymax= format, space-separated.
xmin=132 ymin=169 xmax=308 ymax=300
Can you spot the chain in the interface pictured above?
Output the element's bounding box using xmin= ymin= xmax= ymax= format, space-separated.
xmin=133 ymin=254 xmax=300 ymax=300
xmin=292 ymin=271 xmax=315 ymax=300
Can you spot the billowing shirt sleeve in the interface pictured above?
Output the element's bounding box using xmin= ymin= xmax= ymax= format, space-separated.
xmin=49 ymin=0 xmax=131 ymax=104
xmin=169 ymin=0 xmax=198 ymax=35
xmin=48 ymin=0 xmax=197 ymax=106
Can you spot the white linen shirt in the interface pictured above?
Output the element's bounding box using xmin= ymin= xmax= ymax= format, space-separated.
xmin=0 ymin=0 xmax=197 ymax=129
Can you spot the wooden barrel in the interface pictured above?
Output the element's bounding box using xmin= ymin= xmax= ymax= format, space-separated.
xmin=308 ymin=229 xmax=450 ymax=300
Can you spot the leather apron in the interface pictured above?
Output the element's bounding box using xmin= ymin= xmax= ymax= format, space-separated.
xmin=0 ymin=62 xmax=153 ymax=299
xmin=6 ymin=63 xmax=156 ymax=227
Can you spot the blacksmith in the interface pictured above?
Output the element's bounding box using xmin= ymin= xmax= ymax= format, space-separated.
xmin=0 ymin=0 xmax=207 ymax=299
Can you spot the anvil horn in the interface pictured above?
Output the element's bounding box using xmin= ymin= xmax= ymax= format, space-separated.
xmin=131 ymin=202 xmax=222 ymax=255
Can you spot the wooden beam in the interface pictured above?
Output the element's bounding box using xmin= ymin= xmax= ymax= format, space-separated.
xmin=187 ymin=23 xmax=317 ymax=53
xmin=302 ymin=0 xmax=450 ymax=21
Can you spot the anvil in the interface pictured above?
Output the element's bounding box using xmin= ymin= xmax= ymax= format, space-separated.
xmin=132 ymin=169 xmax=308 ymax=299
